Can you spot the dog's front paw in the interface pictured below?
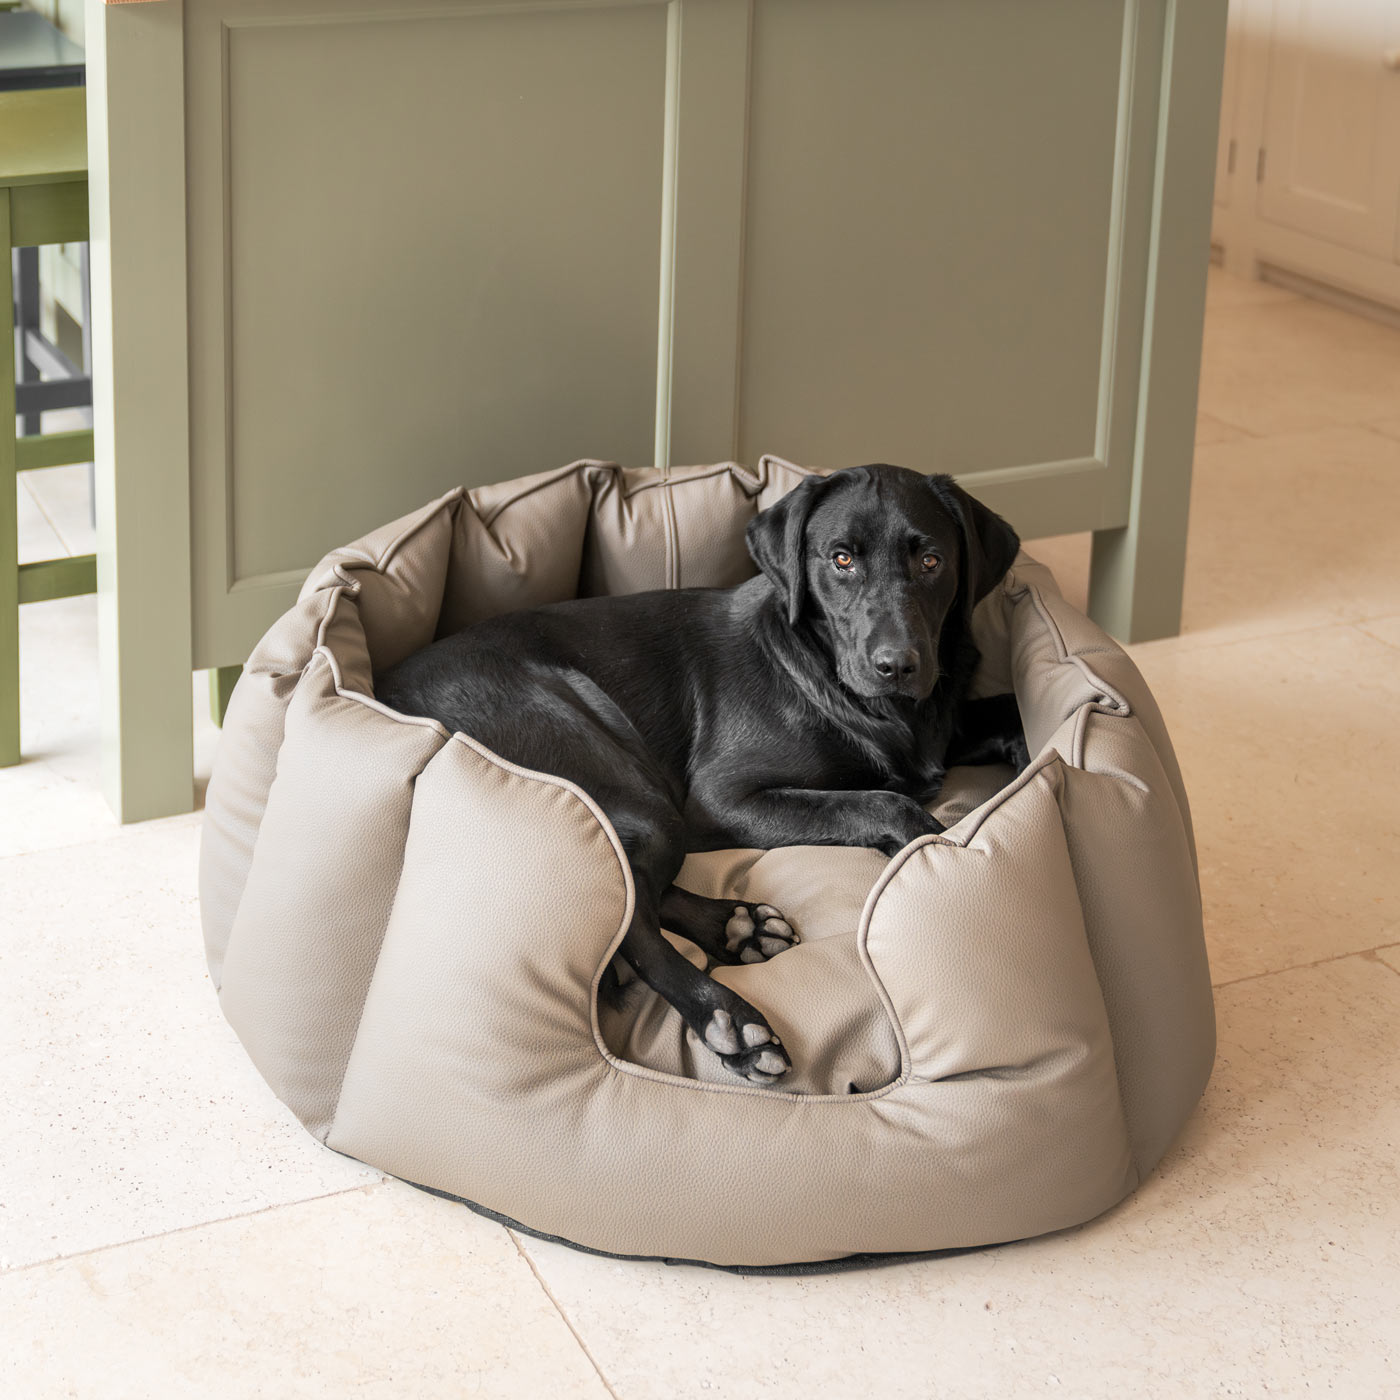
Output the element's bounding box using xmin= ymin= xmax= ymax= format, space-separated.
xmin=868 ymin=791 xmax=946 ymax=857
xmin=700 ymin=1006 xmax=791 ymax=1085
xmin=876 ymin=810 xmax=945 ymax=857
xmin=723 ymin=903 xmax=800 ymax=964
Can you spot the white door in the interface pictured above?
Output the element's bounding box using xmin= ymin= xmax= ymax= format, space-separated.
xmin=1214 ymin=9 xmax=1243 ymax=209
xmin=1258 ymin=0 xmax=1400 ymax=258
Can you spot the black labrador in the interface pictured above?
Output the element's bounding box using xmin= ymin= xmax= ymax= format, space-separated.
xmin=376 ymin=465 xmax=1027 ymax=1086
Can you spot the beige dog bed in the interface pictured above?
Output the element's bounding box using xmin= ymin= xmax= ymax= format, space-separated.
xmin=200 ymin=456 xmax=1214 ymax=1271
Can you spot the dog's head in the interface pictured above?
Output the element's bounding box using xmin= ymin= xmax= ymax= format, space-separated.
xmin=746 ymin=464 xmax=1019 ymax=701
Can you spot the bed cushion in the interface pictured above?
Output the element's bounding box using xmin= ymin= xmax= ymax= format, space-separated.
xmin=200 ymin=457 xmax=1214 ymax=1269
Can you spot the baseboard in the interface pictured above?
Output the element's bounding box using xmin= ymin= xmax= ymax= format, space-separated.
xmin=1257 ymin=262 xmax=1400 ymax=334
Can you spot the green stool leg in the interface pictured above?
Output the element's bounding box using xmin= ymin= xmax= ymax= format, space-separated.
xmin=209 ymin=664 xmax=242 ymax=727
xmin=2 ymin=189 xmax=20 ymax=768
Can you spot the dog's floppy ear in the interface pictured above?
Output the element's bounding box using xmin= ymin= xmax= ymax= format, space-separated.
xmin=746 ymin=473 xmax=832 ymax=625
xmin=926 ymin=474 xmax=1020 ymax=612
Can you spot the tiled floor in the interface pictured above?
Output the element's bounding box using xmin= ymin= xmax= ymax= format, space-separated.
xmin=3 ymin=267 xmax=1398 ymax=1397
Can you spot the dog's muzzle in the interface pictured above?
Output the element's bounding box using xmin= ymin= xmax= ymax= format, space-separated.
xmin=859 ymin=645 xmax=936 ymax=700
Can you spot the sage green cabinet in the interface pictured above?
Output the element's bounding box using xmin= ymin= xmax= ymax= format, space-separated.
xmin=85 ymin=0 xmax=1226 ymax=819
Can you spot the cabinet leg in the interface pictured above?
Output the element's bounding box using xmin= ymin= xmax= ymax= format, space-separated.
xmin=1085 ymin=0 xmax=1225 ymax=644
xmin=89 ymin=0 xmax=196 ymax=821
xmin=1088 ymin=521 xmax=1187 ymax=645
xmin=209 ymin=665 xmax=242 ymax=727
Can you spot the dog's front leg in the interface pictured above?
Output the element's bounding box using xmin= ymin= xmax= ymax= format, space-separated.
xmin=619 ymin=910 xmax=792 ymax=1085
xmin=947 ymin=693 xmax=1031 ymax=774
xmin=707 ymin=787 xmax=944 ymax=858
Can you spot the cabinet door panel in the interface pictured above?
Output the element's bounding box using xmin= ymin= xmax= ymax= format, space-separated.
xmin=188 ymin=0 xmax=669 ymax=665
xmin=732 ymin=0 xmax=1126 ymax=478
xmin=1259 ymin=0 xmax=1400 ymax=257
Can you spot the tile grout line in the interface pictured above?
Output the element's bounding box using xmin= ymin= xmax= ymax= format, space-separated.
xmin=1195 ymin=414 xmax=1261 ymax=441
xmin=34 ymin=464 xmax=98 ymax=559
xmin=0 ymin=1181 xmax=383 ymax=1280
xmin=1366 ymin=949 xmax=1400 ymax=980
xmin=19 ymin=474 xmax=77 ymax=559
xmin=1353 ymin=619 xmax=1400 ymax=653
xmin=1125 ymin=613 xmax=1383 ymax=662
xmin=1194 ymin=417 xmax=1400 ymax=450
xmin=1212 ymin=941 xmax=1400 ymax=992
xmin=17 ymin=476 xmax=69 ymax=560
xmin=507 ymin=1227 xmax=622 ymax=1400
xmin=1359 ymin=421 xmax=1400 ymax=444
xmin=0 ymin=807 xmax=204 ymax=866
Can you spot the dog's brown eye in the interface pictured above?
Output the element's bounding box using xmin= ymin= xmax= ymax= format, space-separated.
xmin=921 ymin=553 xmax=941 ymax=572
xmin=832 ymin=551 xmax=854 ymax=570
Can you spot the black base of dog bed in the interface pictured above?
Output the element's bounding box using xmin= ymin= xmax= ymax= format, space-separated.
xmin=401 ymin=1175 xmax=1017 ymax=1276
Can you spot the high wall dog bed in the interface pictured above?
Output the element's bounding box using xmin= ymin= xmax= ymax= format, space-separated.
xmin=200 ymin=456 xmax=1214 ymax=1271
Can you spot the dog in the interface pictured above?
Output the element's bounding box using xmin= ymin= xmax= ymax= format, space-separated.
xmin=375 ymin=465 xmax=1027 ymax=1086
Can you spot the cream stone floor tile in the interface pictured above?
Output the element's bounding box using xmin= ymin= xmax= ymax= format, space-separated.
xmin=5 ymin=592 xmax=133 ymax=855
xmin=1128 ymin=623 xmax=1400 ymax=984
xmin=1023 ymin=422 xmax=1400 ymax=655
xmin=0 ymin=820 xmax=381 ymax=1271
xmin=1174 ymin=425 xmax=1400 ymax=648
xmin=15 ymin=479 xmax=65 ymax=567
xmin=3 ymin=595 xmax=223 ymax=852
xmin=22 ymin=461 xmax=97 ymax=557
xmin=0 ymin=1184 xmax=611 ymax=1400
xmin=1356 ymin=613 xmax=1400 ymax=652
xmin=0 ymin=758 xmax=119 ymax=861
xmin=14 ymin=594 xmax=103 ymax=791
xmin=1367 ymin=416 xmax=1400 ymax=442
xmin=1197 ymin=291 xmax=1400 ymax=437
xmin=1023 ymin=534 xmax=1089 ymax=613
xmin=1195 ymin=412 xmax=1251 ymax=446
xmin=1203 ymin=266 xmax=1302 ymax=311
xmin=515 ymin=956 xmax=1400 ymax=1400
xmin=1020 ymin=417 xmax=1400 ymax=661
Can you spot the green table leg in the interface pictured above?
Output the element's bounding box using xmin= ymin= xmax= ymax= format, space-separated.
xmin=1 ymin=188 xmax=19 ymax=768
xmin=209 ymin=664 xmax=241 ymax=727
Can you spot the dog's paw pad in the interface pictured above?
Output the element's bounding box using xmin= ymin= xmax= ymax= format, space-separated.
xmin=719 ymin=1020 xmax=791 ymax=1085
xmin=702 ymin=1008 xmax=742 ymax=1055
xmin=716 ymin=1013 xmax=795 ymax=1086
xmin=726 ymin=902 xmax=799 ymax=961
xmin=724 ymin=907 xmax=756 ymax=951
xmin=741 ymin=1021 xmax=771 ymax=1047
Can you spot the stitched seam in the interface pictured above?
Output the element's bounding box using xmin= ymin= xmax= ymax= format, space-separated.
xmin=1072 ymin=702 xmax=1091 ymax=770
xmin=622 ymin=462 xmax=749 ymax=496
xmin=661 ymin=481 xmax=681 ymax=589
xmin=1007 ymin=575 xmax=1132 ymax=716
xmin=312 ymin=653 xmax=449 ymax=1146
xmin=858 ymin=751 xmax=1070 ymax=1083
xmin=370 ymin=488 xmax=465 ymax=572
xmin=1052 ymin=746 xmax=1146 ymax=1192
xmin=213 ymin=576 xmax=356 ymax=986
xmin=477 ymin=460 xmax=618 ymax=528
xmin=1009 ymin=572 xmax=1155 ymax=1189
xmin=300 ymin=488 xmax=465 ymax=600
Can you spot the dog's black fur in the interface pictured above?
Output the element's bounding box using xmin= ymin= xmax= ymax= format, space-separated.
xmin=376 ymin=465 xmax=1026 ymax=1085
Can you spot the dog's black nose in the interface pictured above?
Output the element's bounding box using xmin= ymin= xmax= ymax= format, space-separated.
xmin=872 ymin=647 xmax=920 ymax=680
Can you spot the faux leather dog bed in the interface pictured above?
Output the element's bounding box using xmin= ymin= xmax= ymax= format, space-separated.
xmin=200 ymin=456 xmax=1214 ymax=1270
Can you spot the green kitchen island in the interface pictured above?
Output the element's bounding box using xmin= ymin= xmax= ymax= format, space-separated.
xmin=83 ymin=0 xmax=1226 ymax=820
